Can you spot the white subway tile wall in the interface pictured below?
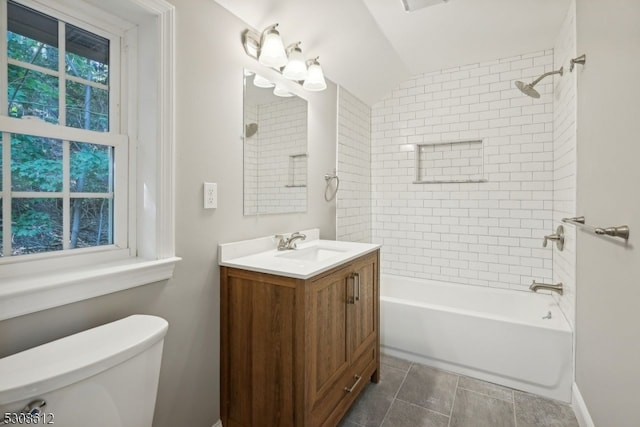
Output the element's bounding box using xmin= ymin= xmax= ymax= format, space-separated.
xmin=371 ymin=50 xmax=556 ymax=290
xmin=416 ymin=141 xmax=484 ymax=182
xmin=244 ymin=104 xmax=259 ymax=213
xmin=337 ymin=87 xmax=372 ymax=243
xmin=553 ymin=0 xmax=577 ymax=327
xmin=244 ymin=96 xmax=308 ymax=215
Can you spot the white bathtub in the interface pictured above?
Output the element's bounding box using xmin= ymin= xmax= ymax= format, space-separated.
xmin=380 ymin=274 xmax=573 ymax=402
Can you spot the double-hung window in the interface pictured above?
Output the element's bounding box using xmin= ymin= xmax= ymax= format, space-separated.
xmin=1 ymin=0 xmax=126 ymax=260
xmin=0 ymin=0 xmax=178 ymax=320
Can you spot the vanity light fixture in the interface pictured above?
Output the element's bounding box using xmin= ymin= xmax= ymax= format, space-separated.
xmin=282 ymin=42 xmax=308 ymax=81
xmin=258 ymin=24 xmax=287 ymax=68
xmin=242 ymin=25 xmax=327 ymax=92
xmin=302 ymin=57 xmax=327 ymax=91
xmin=242 ymin=30 xmax=260 ymax=58
xmin=273 ymin=83 xmax=294 ymax=97
xmin=253 ymin=73 xmax=275 ymax=88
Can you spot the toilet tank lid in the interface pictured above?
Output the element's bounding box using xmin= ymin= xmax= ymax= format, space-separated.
xmin=0 ymin=315 xmax=168 ymax=405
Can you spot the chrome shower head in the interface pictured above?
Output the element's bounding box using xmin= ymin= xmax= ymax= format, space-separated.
xmin=515 ymin=66 xmax=564 ymax=98
xmin=515 ymin=80 xmax=541 ymax=98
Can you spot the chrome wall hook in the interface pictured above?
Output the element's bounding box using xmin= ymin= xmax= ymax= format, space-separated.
xmin=570 ymin=54 xmax=586 ymax=72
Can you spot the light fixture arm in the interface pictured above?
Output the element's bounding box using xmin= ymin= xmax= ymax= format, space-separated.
xmin=286 ymin=41 xmax=302 ymax=53
xmin=306 ymin=56 xmax=320 ymax=66
xmin=260 ymin=23 xmax=279 ymax=41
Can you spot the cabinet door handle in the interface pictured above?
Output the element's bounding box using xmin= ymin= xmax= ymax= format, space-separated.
xmin=348 ymin=272 xmax=358 ymax=304
xmin=344 ymin=375 xmax=362 ymax=393
xmin=354 ymin=272 xmax=360 ymax=302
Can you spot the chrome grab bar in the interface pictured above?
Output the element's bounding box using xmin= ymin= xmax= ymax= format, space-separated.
xmin=562 ymin=216 xmax=630 ymax=240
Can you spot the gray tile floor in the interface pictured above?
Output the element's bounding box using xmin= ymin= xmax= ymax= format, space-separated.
xmin=340 ymin=355 xmax=579 ymax=427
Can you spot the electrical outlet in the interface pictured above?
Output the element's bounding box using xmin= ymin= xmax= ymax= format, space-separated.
xmin=204 ymin=182 xmax=217 ymax=209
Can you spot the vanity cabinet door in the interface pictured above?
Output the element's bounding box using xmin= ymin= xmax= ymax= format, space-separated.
xmin=221 ymin=269 xmax=301 ymax=427
xmin=306 ymin=252 xmax=380 ymax=426
xmin=348 ymin=252 xmax=379 ymax=362
xmin=306 ymin=266 xmax=352 ymax=424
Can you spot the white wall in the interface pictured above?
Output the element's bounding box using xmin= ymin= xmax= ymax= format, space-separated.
xmin=337 ymin=87 xmax=372 ymax=242
xmin=552 ymin=0 xmax=577 ymax=328
xmin=575 ymin=1 xmax=640 ymax=426
xmin=371 ymin=51 xmax=556 ymax=290
xmin=0 ymin=2 xmax=338 ymax=427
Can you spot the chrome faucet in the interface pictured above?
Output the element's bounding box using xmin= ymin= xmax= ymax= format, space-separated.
xmin=529 ymin=280 xmax=563 ymax=295
xmin=276 ymin=232 xmax=307 ymax=251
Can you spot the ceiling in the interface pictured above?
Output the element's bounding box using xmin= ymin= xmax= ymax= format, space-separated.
xmin=214 ymin=0 xmax=571 ymax=105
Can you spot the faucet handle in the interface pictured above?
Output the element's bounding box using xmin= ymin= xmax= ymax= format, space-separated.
xmin=542 ymin=225 xmax=564 ymax=251
xmin=275 ymin=234 xmax=287 ymax=250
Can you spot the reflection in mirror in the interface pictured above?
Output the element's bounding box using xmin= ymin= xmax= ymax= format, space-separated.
xmin=243 ymin=70 xmax=308 ymax=215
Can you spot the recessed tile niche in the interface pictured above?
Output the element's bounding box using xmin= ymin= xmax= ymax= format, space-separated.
xmin=414 ymin=139 xmax=486 ymax=183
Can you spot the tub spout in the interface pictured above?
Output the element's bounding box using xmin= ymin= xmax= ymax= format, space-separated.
xmin=530 ymin=280 xmax=563 ymax=295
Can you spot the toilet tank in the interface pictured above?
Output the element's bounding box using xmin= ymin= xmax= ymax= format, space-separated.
xmin=0 ymin=315 xmax=168 ymax=427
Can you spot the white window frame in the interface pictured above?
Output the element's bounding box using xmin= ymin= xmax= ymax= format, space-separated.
xmin=0 ymin=0 xmax=178 ymax=321
xmin=1 ymin=0 xmax=127 ymax=262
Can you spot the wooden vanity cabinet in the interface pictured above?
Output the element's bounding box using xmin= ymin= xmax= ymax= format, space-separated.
xmin=220 ymin=250 xmax=379 ymax=427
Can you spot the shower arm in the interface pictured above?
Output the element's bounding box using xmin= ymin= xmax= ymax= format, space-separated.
xmin=528 ymin=68 xmax=563 ymax=88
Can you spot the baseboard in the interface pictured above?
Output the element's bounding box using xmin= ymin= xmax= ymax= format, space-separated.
xmin=572 ymin=383 xmax=595 ymax=427
xmin=212 ymin=420 xmax=222 ymax=427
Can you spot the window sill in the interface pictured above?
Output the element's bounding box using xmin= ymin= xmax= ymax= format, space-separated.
xmin=0 ymin=256 xmax=181 ymax=321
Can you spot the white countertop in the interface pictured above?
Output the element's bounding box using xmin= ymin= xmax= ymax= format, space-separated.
xmin=219 ymin=230 xmax=380 ymax=279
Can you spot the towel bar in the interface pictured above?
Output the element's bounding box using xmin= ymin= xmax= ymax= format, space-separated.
xmin=562 ymin=216 xmax=630 ymax=240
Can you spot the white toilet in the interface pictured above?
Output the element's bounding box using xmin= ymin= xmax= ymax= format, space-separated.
xmin=0 ymin=315 xmax=168 ymax=427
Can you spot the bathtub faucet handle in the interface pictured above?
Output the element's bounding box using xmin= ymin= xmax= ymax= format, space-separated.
xmin=542 ymin=225 xmax=564 ymax=251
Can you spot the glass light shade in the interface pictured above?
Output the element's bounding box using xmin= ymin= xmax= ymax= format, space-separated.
xmin=259 ymin=29 xmax=287 ymax=68
xmin=273 ymin=84 xmax=294 ymax=97
xmin=253 ymin=74 xmax=274 ymax=88
xmin=282 ymin=47 xmax=308 ymax=81
xmin=302 ymin=60 xmax=327 ymax=91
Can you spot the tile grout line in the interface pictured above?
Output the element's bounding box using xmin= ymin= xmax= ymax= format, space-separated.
xmin=457 ymin=385 xmax=514 ymax=403
xmin=512 ymin=390 xmax=518 ymax=427
xmin=447 ymin=375 xmax=460 ymax=427
xmin=378 ymin=361 xmax=412 ymax=427
xmin=393 ymin=397 xmax=453 ymax=419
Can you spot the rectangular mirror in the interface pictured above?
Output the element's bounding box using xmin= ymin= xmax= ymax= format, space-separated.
xmin=243 ymin=70 xmax=308 ymax=215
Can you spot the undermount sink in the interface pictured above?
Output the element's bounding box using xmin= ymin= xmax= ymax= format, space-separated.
xmin=276 ymin=246 xmax=348 ymax=262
